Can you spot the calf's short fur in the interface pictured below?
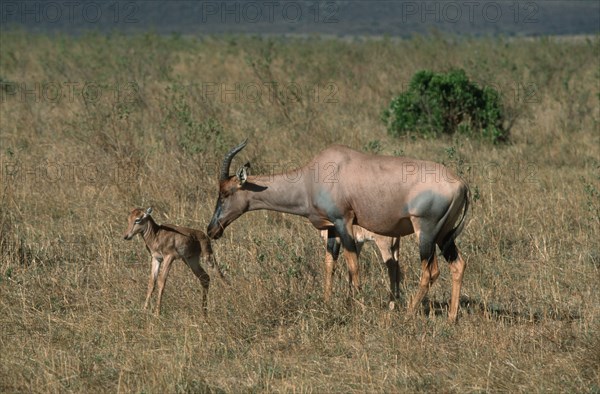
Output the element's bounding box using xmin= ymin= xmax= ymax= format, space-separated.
xmin=123 ymin=207 xmax=225 ymax=315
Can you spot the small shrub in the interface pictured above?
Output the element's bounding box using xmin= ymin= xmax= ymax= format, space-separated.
xmin=382 ymin=69 xmax=508 ymax=143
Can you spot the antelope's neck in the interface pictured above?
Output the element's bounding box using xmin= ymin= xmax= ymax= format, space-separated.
xmin=142 ymin=219 xmax=160 ymax=251
xmin=246 ymin=172 xmax=310 ymax=217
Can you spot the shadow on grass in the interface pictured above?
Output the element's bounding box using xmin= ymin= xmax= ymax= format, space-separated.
xmin=420 ymin=296 xmax=582 ymax=324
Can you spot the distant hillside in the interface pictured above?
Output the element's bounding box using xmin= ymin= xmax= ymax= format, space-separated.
xmin=1 ymin=0 xmax=598 ymax=37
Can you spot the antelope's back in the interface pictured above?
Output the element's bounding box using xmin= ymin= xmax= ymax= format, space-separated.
xmin=309 ymin=145 xmax=465 ymax=236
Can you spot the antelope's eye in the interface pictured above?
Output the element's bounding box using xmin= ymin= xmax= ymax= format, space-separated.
xmin=135 ymin=218 xmax=142 ymax=224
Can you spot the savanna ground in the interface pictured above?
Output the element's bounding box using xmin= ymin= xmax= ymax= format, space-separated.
xmin=0 ymin=31 xmax=599 ymax=393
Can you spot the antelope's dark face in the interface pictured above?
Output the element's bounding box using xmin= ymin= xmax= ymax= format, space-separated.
xmin=123 ymin=207 xmax=152 ymax=240
xmin=207 ymin=140 xmax=250 ymax=240
xmin=207 ymin=172 xmax=251 ymax=239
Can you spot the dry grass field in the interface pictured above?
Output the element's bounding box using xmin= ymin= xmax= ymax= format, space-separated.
xmin=1 ymin=31 xmax=599 ymax=393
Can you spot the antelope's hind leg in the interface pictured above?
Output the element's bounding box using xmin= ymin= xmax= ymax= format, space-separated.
xmin=185 ymin=254 xmax=211 ymax=316
xmin=205 ymin=254 xmax=229 ymax=286
xmin=441 ymin=240 xmax=466 ymax=323
xmin=408 ymin=233 xmax=440 ymax=317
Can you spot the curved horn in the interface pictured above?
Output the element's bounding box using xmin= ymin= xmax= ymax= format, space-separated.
xmin=220 ymin=139 xmax=248 ymax=181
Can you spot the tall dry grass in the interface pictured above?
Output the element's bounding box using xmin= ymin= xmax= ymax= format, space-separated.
xmin=0 ymin=31 xmax=599 ymax=392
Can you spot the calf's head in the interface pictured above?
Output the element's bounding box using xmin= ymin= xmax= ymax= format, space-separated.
xmin=123 ymin=207 xmax=153 ymax=240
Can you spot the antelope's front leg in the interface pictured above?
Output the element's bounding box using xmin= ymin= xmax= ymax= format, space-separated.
xmin=375 ymin=236 xmax=401 ymax=308
xmin=144 ymin=256 xmax=161 ymax=310
xmin=322 ymin=229 xmax=340 ymax=302
xmin=155 ymin=255 xmax=174 ymax=316
xmin=334 ymin=220 xmax=361 ymax=297
xmin=342 ymin=248 xmax=360 ymax=297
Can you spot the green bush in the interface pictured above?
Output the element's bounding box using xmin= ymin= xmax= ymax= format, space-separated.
xmin=382 ymin=69 xmax=508 ymax=143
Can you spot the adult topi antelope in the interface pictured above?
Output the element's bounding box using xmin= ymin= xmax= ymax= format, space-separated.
xmin=123 ymin=207 xmax=226 ymax=316
xmin=207 ymin=140 xmax=469 ymax=322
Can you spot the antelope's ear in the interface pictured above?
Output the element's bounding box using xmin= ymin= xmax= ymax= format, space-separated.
xmin=236 ymin=162 xmax=250 ymax=185
xmin=146 ymin=207 xmax=153 ymax=216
